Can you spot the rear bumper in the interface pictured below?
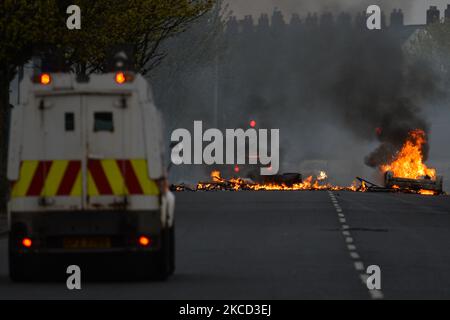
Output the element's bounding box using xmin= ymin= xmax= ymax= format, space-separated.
xmin=9 ymin=210 xmax=163 ymax=254
xmin=9 ymin=250 xmax=166 ymax=281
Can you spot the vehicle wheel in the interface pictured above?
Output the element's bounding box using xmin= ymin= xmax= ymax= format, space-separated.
xmin=168 ymin=224 xmax=175 ymax=275
xmin=8 ymin=224 xmax=33 ymax=281
xmin=153 ymin=227 xmax=172 ymax=281
xmin=8 ymin=232 xmax=25 ymax=282
xmin=8 ymin=251 xmax=30 ymax=282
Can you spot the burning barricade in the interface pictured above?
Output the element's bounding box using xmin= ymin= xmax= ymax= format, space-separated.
xmin=171 ymin=130 xmax=443 ymax=195
xmin=196 ymin=171 xmax=336 ymax=191
xmin=380 ymin=129 xmax=443 ymax=195
xmin=172 ymin=170 xmax=357 ymax=192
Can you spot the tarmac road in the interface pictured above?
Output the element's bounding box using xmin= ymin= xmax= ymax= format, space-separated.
xmin=0 ymin=191 xmax=449 ymax=300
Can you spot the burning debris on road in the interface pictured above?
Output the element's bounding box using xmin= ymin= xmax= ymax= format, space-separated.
xmin=171 ymin=171 xmax=441 ymax=195
xmin=171 ymin=170 xmax=357 ymax=192
xmin=171 ymin=130 xmax=444 ymax=196
xmin=380 ymin=129 xmax=436 ymax=180
xmin=380 ymin=129 xmax=443 ymax=195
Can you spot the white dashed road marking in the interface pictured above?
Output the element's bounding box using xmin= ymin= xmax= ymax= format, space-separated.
xmin=350 ymin=252 xmax=360 ymax=259
xmin=354 ymin=261 xmax=365 ymax=271
xmin=328 ymin=191 xmax=384 ymax=300
xmin=369 ymin=290 xmax=384 ymax=300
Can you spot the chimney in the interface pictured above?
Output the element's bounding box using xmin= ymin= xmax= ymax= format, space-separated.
xmin=427 ymin=6 xmax=440 ymax=25
xmin=354 ymin=11 xmax=367 ymax=29
xmin=226 ymin=16 xmax=239 ymax=36
xmin=320 ymin=12 xmax=334 ymax=29
xmin=271 ymin=9 xmax=286 ymax=31
xmin=305 ymin=12 xmax=318 ymax=28
xmin=290 ymin=13 xmax=302 ymax=28
xmin=257 ymin=14 xmax=270 ymax=33
xmin=337 ymin=12 xmax=352 ymax=29
xmin=445 ymin=4 xmax=450 ymax=22
xmin=240 ymin=15 xmax=254 ymax=34
xmin=390 ymin=9 xmax=404 ymax=27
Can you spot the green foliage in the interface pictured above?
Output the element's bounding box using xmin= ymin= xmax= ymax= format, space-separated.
xmin=152 ymin=0 xmax=228 ymax=80
xmin=0 ymin=1 xmax=60 ymax=81
xmin=0 ymin=0 xmax=214 ymax=210
xmin=426 ymin=21 xmax=450 ymax=80
xmin=0 ymin=0 xmax=214 ymax=79
xmin=407 ymin=20 xmax=450 ymax=83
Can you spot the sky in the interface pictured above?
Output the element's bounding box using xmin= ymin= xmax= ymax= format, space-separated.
xmin=225 ymin=0 xmax=450 ymax=25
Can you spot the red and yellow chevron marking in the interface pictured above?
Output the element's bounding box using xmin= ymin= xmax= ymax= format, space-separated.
xmin=87 ymin=159 xmax=159 ymax=196
xmin=11 ymin=160 xmax=81 ymax=198
xmin=11 ymin=159 xmax=159 ymax=198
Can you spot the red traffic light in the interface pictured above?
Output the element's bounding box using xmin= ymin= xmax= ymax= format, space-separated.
xmin=376 ymin=127 xmax=382 ymax=136
xmin=250 ymin=120 xmax=256 ymax=128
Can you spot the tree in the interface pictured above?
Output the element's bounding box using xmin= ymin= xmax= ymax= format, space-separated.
xmin=54 ymin=0 xmax=215 ymax=74
xmin=0 ymin=0 xmax=214 ymax=206
xmin=424 ymin=20 xmax=450 ymax=80
xmin=406 ymin=20 xmax=450 ymax=87
xmin=150 ymin=0 xmax=230 ymax=123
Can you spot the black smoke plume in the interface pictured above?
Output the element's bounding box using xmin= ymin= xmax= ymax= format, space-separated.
xmin=330 ymin=29 xmax=433 ymax=168
xmin=152 ymin=5 xmax=442 ymax=183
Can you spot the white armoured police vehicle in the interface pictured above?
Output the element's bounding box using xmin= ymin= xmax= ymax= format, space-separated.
xmin=7 ymin=70 xmax=175 ymax=281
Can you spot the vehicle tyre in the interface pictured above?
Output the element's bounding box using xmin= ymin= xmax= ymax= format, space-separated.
xmin=8 ymin=231 xmax=27 ymax=282
xmin=169 ymin=224 xmax=175 ymax=275
xmin=152 ymin=226 xmax=172 ymax=281
xmin=8 ymin=249 xmax=31 ymax=282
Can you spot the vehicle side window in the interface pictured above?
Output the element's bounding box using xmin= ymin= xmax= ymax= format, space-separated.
xmin=94 ymin=112 xmax=114 ymax=132
xmin=65 ymin=112 xmax=75 ymax=131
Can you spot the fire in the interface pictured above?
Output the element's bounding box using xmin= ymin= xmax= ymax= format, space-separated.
xmin=359 ymin=181 xmax=367 ymax=192
xmin=381 ymin=129 xmax=436 ymax=180
xmin=172 ymin=169 xmax=439 ymax=196
xmin=173 ymin=140 xmax=443 ymax=196
xmin=418 ymin=189 xmax=435 ymax=196
xmin=197 ymin=170 xmax=356 ymax=192
xmin=211 ymin=170 xmax=221 ymax=182
xmin=317 ymin=171 xmax=328 ymax=181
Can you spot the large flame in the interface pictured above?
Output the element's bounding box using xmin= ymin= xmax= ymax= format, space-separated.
xmin=381 ymin=129 xmax=436 ymax=180
xmin=173 ymin=133 xmax=440 ymax=197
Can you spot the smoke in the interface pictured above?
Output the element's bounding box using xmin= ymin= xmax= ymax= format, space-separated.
xmin=329 ymin=30 xmax=434 ymax=169
xmin=154 ymin=0 xmax=449 ymax=184
xmin=225 ymin=2 xmax=443 ymax=175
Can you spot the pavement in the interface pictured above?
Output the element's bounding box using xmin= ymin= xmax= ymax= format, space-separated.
xmin=0 ymin=191 xmax=449 ymax=300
